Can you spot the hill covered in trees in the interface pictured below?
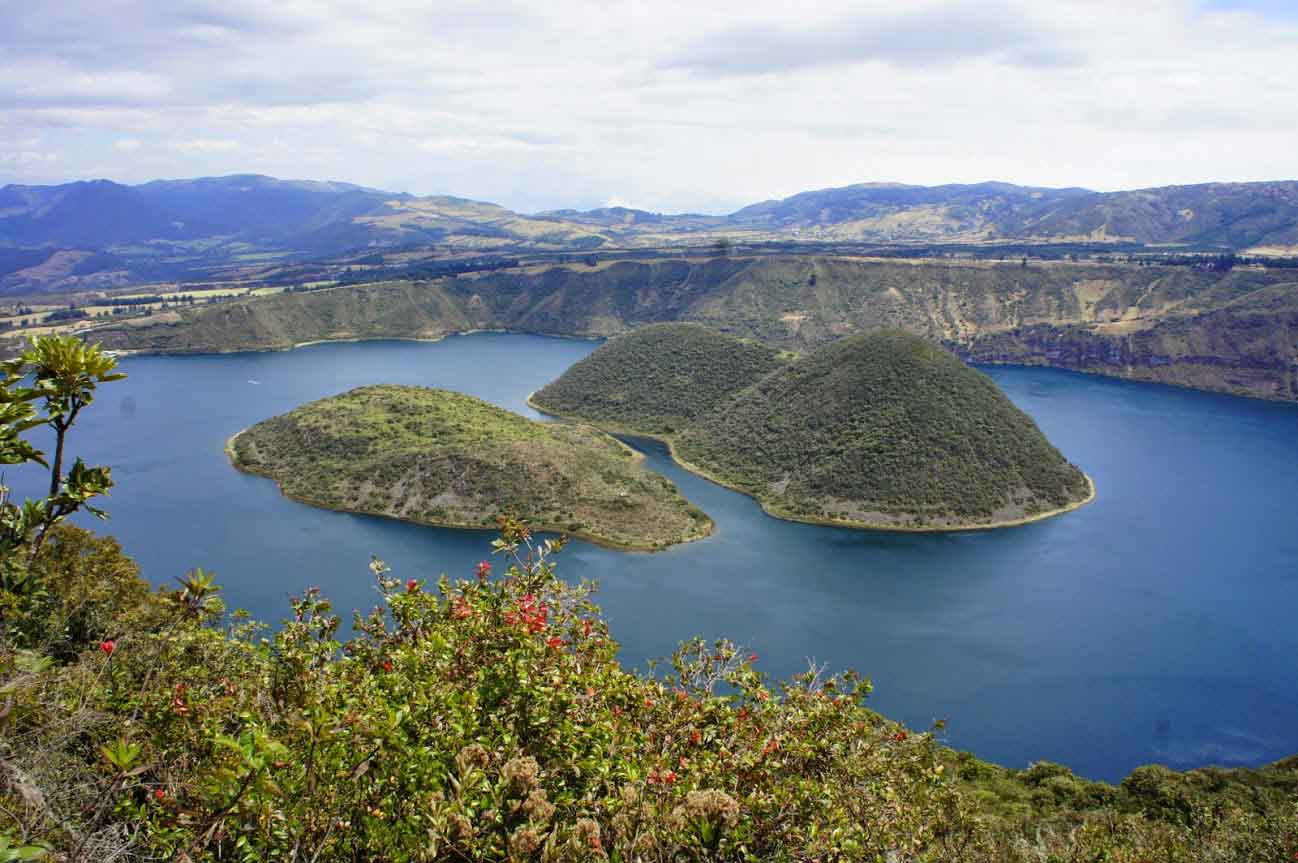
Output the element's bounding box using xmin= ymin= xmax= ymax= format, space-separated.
xmin=529 ymin=323 xmax=786 ymax=435
xmin=229 ymin=385 xmax=712 ymax=551
xmin=676 ymin=331 xmax=1092 ymax=529
xmin=536 ymin=326 xmax=1091 ymax=530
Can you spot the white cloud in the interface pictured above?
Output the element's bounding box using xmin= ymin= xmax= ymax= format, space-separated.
xmin=0 ymin=0 xmax=1296 ymax=211
xmin=172 ymin=138 xmax=240 ymax=154
xmin=0 ymin=151 xmax=61 ymax=165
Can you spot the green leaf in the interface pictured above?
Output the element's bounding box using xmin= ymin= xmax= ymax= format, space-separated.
xmin=101 ymin=738 xmax=143 ymax=772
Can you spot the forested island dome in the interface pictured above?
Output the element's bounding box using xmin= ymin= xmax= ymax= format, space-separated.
xmin=529 ymin=322 xmax=786 ymax=435
xmin=535 ymin=326 xmax=1093 ymax=530
xmin=228 ymin=384 xmax=712 ymax=550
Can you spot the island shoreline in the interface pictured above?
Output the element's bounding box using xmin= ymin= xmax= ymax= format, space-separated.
xmin=526 ymin=394 xmax=1097 ymax=534
xmin=224 ymin=425 xmax=715 ymax=554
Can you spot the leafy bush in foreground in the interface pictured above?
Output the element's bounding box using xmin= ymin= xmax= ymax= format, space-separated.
xmin=3 ymin=522 xmax=1296 ymax=862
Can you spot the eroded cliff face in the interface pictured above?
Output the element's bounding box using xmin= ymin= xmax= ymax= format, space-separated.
xmin=950 ymin=284 xmax=1298 ymax=401
xmin=86 ymin=257 xmax=1298 ymax=402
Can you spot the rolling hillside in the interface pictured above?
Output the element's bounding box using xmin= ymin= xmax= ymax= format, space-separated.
xmin=730 ymin=180 xmax=1298 ymax=248
xmin=4 ymin=174 xmax=1298 ymax=295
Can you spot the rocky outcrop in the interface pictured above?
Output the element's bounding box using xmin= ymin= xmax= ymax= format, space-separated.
xmin=950 ymin=283 xmax=1298 ymax=401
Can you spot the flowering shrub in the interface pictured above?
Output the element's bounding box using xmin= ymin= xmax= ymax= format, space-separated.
xmin=1 ymin=521 xmax=1294 ymax=862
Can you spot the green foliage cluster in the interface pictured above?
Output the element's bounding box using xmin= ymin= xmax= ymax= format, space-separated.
xmin=0 ymin=364 xmax=1294 ymax=860
xmin=531 ymin=323 xmax=785 ymax=435
xmin=535 ymin=325 xmax=1089 ymax=528
xmin=1 ymin=336 xmax=122 ymax=593
xmin=230 ymin=385 xmax=712 ymax=550
xmin=677 ymin=331 xmax=1090 ymax=526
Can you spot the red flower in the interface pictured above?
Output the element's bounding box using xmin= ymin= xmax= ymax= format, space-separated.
xmin=153 ymin=789 xmax=166 ymax=801
xmin=762 ymin=738 xmax=780 ymax=757
xmin=892 ymin=730 xmax=908 ymax=743
xmin=510 ymin=594 xmax=548 ymax=633
xmin=171 ymin=683 xmax=190 ymax=717
xmin=405 ymin=579 xmax=418 ymax=593
xmin=475 ymin=560 xmax=491 ymax=581
xmin=99 ymin=640 xmax=116 ymax=656
xmin=545 ymin=636 xmax=565 ymax=650
xmin=381 ymin=660 xmax=394 ymax=673
xmin=748 ymin=652 xmax=758 ymax=662
xmin=690 ymin=729 xmax=702 ymax=745
xmin=648 ymin=767 xmax=677 ymax=785
xmin=451 ymin=596 xmax=473 ymax=619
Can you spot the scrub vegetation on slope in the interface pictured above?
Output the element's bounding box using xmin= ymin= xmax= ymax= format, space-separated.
xmin=229 ymin=385 xmax=711 ymax=550
xmin=530 ymin=322 xmax=786 ymax=435
xmin=677 ymin=331 xmax=1091 ymax=528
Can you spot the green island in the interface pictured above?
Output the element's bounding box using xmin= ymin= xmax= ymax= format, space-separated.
xmin=532 ymin=325 xmax=1093 ymax=530
xmin=1 ymin=337 xmax=1294 ymax=862
xmin=227 ymin=384 xmax=712 ymax=551
xmin=525 ymin=321 xmax=788 ymax=435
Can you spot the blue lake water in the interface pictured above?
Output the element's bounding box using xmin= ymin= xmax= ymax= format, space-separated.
xmin=12 ymin=333 xmax=1298 ymax=782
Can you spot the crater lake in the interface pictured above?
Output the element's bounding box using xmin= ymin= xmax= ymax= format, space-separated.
xmin=12 ymin=333 xmax=1297 ymax=782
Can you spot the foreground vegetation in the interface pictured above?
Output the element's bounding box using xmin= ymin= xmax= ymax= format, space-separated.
xmin=2 ymin=337 xmax=1294 ymax=861
xmin=229 ymin=385 xmax=712 ymax=551
xmin=536 ymin=326 xmax=1091 ymax=530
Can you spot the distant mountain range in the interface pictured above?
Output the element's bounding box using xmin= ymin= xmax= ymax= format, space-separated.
xmin=2 ymin=173 xmax=1297 ymax=294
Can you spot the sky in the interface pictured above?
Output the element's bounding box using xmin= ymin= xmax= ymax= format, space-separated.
xmin=1 ymin=0 xmax=1296 ymax=214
